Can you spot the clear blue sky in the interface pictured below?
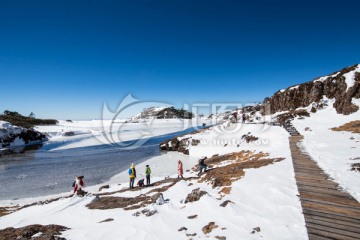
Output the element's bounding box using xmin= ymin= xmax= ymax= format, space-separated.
xmin=0 ymin=0 xmax=359 ymax=119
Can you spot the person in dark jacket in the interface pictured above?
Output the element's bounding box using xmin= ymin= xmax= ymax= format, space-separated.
xmin=197 ymin=157 xmax=207 ymax=176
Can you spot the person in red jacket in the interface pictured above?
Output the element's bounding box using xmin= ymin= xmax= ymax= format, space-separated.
xmin=178 ymin=160 xmax=184 ymax=179
xmin=73 ymin=176 xmax=84 ymax=195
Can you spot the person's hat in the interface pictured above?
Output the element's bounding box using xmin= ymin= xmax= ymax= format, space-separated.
xmin=146 ymin=165 xmax=149 ymax=167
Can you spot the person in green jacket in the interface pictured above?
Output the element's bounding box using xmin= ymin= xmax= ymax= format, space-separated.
xmin=145 ymin=165 xmax=151 ymax=186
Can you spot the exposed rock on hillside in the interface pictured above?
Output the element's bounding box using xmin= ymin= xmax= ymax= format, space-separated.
xmin=0 ymin=121 xmax=48 ymax=148
xmin=132 ymin=106 xmax=193 ymax=119
xmin=265 ymin=64 xmax=360 ymax=115
xmin=0 ymin=224 xmax=69 ymax=240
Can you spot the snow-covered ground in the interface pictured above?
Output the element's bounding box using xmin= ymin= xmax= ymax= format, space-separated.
xmin=0 ymin=123 xmax=308 ymax=240
xmin=293 ymin=99 xmax=360 ymax=202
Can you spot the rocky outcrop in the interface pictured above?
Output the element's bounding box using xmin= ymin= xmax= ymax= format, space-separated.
xmin=132 ymin=106 xmax=193 ymax=120
xmin=0 ymin=224 xmax=69 ymax=240
xmin=265 ymin=64 xmax=360 ymax=115
xmin=184 ymin=188 xmax=207 ymax=203
xmin=0 ymin=121 xmax=48 ymax=148
xmin=160 ymin=137 xmax=190 ymax=155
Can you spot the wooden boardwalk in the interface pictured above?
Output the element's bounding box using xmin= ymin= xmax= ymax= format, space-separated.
xmin=289 ymin=136 xmax=360 ymax=240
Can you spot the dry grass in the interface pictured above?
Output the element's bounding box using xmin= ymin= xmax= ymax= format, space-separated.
xmin=197 ymin=151 xmax=284 ymax=188
xmin=0 ymin=207 xmax=12 ymax=217
xmin=331 ymin=120 xmax=360 ymax=133
xmin=219 ymin=187 xmax=231 ymax=195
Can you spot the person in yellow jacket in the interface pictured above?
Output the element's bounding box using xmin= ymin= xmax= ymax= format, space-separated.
xmin=128 ymin=163 xmax=136 ymax=188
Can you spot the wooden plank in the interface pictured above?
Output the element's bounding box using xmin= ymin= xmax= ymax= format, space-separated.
xmin=305 ymin=214 xmax=360 ymax=228
xmin=302 ymin=198 xmax=360 ymax=212
xmin=298 ymin=186 xmax=349 ymax=197
xmin=302 ymin=201 xmax=360 ymax=218
xmin=294 ymin=168 xmax=326 ymax=174
xmin=303 ymin=209 xmax=360 ymax=225
xmin=296 ymin=179 xmax=339 ymax=188
xmin=308 ymin=233 xmax=333 ymax=240
xmin=295 ymin=173 xmax=328 ymax=179
xmin=307 ymin=222 xmax=360 ymax=239
xmin=308 ymin=228 xmax=359 ymax=240
xmin=305 ymin=217 xmax=360 ymax=234
xmin=295 ymin=175 xmax=335 ymax=183
xmin=301 ymin=192 xmax=359 ymax=207
xmin=297 ymin=183 xmax=341 ymax=191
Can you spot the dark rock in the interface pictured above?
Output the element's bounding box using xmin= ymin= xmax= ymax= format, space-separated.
xmin=98 ymin=218 xmax=114 ymax=223
xmin=186 ymin=233 xmax=197 ymax=237
xmin=98 ymin=185 xmax=110 ymax=192
xmin=185 ymin=188 xmax=207 ymax=203
xmin=251 ymin=227 xmax=261 ymax=234
xmin=220 ymin=200 xmax=233 ymax=207
xmin=133 ymin=208 xmax=158 ymax=217
xmin=351 ymin=163 xmax=360 ymax=172
xmin=178 ymin=227 xmax=187 ymax=231
xmin=187 ymin=214 xmax=198 ymax=219
xmin=191 ymin=139 xmax=200 ymax=146
xmin=215 ymin=236 xmax=227 ymax=240
xmin=63 ymin=131 xmax=75 ymax=136
xmin=241 ymin=134 xmax=258 ymax=143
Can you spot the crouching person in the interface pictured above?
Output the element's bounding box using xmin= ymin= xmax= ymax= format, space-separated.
xmin=73 ymin=176 xmax=87 ymax=196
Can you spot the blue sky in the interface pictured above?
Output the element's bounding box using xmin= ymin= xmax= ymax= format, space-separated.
xmin=0 ymin=0 xmax=359 ymax=119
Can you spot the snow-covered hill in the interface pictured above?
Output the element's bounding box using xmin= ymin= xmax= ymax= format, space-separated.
xmin=266 ymin=64 xmax=360 ymax=115
xmin=131 ymin=106 xmax=193 ymax=120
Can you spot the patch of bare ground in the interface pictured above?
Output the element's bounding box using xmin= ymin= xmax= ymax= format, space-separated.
xmin=202 ymin=222 xmax=218 ymax=234
xmin=184 ymin=188 xmax=207 ymax=203
xmin=0 ymin=207 xmax=13 ymax=217
xmin=0 ymin=224 xmax=68 ymax=240
xmin=219 ymin=187 xmax=231 ymax=195
xmin=87 ymin=177 xmax=196 ymax=210
xmin=331 ymin=120 xmax=360 ymax=133
xmin=196 ymin=151 xmax=284 ymax=189
xmin=86 ymin=193 xmax=162 ymax=211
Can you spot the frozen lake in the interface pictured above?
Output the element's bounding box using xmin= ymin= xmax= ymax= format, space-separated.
xmin=0 ymin=128 xmax=195 ymax=200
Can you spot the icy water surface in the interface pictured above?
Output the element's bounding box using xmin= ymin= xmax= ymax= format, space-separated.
xmin=0 ymin=128 xmax=196 ymax=200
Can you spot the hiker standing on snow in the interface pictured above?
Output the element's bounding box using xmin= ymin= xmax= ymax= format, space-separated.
xmin=145 ymin=165 xmax=151 ymax=185
xmin=178 ymin=160 xmax=184 ymax=179
xmin=73 ymin=176 xmax=84 ymax=195
xmin=129 ymin=163 xmax=136 ymax=188
xmin=198 ymin=157 xmax=207 ymax=176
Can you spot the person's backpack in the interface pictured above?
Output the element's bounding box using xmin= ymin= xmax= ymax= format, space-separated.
xmin=128 ymin=168 xmax=132 ymax=175
xmin=72 ymin=181 xmax=76 ymax=187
